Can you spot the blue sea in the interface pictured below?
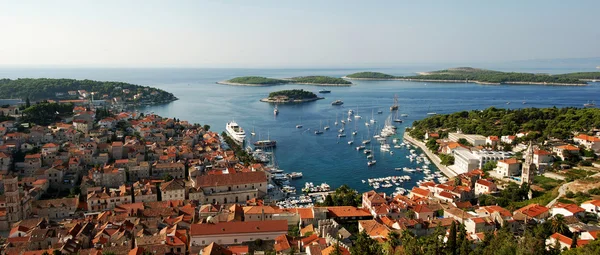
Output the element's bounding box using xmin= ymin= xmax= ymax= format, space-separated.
xmin=1 ymin=65 xmax=599 ymax=194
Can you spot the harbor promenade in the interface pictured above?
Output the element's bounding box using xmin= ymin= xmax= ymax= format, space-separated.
xmin=403 ymin=132 xmax=458 ymax=178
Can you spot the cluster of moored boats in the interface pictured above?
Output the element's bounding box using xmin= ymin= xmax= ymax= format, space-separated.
xmin=302 ymin=182 xmax=331 ymax=193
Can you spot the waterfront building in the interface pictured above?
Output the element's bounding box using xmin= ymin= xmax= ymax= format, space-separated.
xmin=192 ymin=171 xmax=267 ymax=204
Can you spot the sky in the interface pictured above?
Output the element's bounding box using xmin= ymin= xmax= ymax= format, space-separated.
xmin=0 ymin=0 xmax=599 ymax=68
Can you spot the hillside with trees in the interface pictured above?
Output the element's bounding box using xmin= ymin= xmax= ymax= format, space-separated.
xmin=267 ymin=89 xmax=318 ymax=100
xmin=0 ymin=78 xmax=177 ymax=104
xmin=345 ymin=72 xmax=396 ymax=79
xmin=409 ymin=107 xmax=600 ymax=140
xmin=290 ymin=76 xmax=352 ymax=85
xmin=226 ymin=76 xmax=290 ymax=85
xmin=402 ymin=67 xmax=587 ymax=84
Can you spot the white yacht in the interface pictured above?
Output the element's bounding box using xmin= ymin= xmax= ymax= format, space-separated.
xmin=226 ymin=121 xmax=246 ymax=144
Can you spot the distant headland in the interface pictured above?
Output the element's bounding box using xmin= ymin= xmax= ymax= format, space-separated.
xmin=344 ymin=67 xmax=600 ymax=86
xmin=218 ymin=76 xmax=352 ymax=86
xmin=0 ymin=78 xmax=178 ymax=105
xmin=259 ymin=89 xmax=324 ymax=103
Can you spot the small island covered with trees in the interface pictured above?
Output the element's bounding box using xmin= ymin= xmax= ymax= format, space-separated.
xmin=260 ymin=89 xmax=323 ymax=103
xmin=219 ymin=75 xmax=352 ymax=86
xmin=0 ymin=78 xmax=178 ymax=105
xmin=345 ymin=67 xmax=600 ymax=86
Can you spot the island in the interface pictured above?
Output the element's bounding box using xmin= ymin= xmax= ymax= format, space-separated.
xmin=0 ymin=78 xmax=178 ymax=105
xmin=344 ymin=71 xmax=396 ymax=80
xmin=218 ymin=75 xmax=352 ymax=86
xmin=345 ymin=67 xmax=600 ymax=85
xmin=216 ymin=76 xmax=290 ymax=86
xmin=259 ymin=89 xmax=324 ymax=103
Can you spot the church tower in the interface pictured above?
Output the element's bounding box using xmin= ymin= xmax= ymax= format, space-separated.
xmin=4 ymin=175 xmax=22 ymax=223
xmin=521 ymin=142 xmax=536 ymax=185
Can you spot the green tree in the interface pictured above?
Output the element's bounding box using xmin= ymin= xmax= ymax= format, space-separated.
xmin=382 ymin=231 xmax=400 ymax=255
xmin=162 ymin=174 xmax=174 ymax=182
xmin=482 ymin=161 xmax=497 ymax=172
xmin=550 ymin=215 xmax=569 ymax=235
xmin=25 ymin=97 xmax=31 ymax=108
xmin=448 ymin=220 xmax=457 ymax=255
xmin=457 ymin=224 xmax=472 ymax=255
xmin=330 ymin=242 xmax=343 ymax=255
xmin=203 ymin=124 xmax=210 ymax=131
xmin=351 ymin=231 xmax=381 ymax=255
xmin=288 ymin=225 xmax=299 ymax=237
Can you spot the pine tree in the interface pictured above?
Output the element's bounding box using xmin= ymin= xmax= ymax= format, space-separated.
xmin=25 ymin=97 xmax=31 ymax=108
xmin=448 ymin=220 xmax=457 ymax=255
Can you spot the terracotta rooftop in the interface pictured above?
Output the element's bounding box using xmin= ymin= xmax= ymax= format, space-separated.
xmin=195 ymin=171 xmax=267 ymax=187
xmin=327 ymin=206 xmax=371 ymax=218
xmin=514 ymin=203 xmax=549 ymax=218
xmin=190 ymin=220 xmax=288 ymax=236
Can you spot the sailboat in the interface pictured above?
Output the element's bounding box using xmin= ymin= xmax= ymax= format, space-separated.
xmin=315 ymin=120 xmax=323 ymax=135
xmin=334 ymin=114 xmax=339 ymax=126
xmin=296 ymin=116 xmax=303 ymax=128
xmin=367 ymin=144 xmax=376 ymax=166
xmin=274 ymin=105 xmax=279 ymax=116
xmin=584 ymin=101 xmax=596 ymax=108
xmin=362 ymin=126 xmax=371 ymax=145
xmin=390 ymin=94 xmax=399 ymax=111
xmin=324 ymin=120 xmax=330 ymax=130
xmin=254 ymin=130 xmax=277 ymax=148
xmin=393 ymin=110 xmax=403 ymax=123
xmin=352 ymin=120 xmax=358 ymax=136
xmin=251 ymin=122 xmax=256 ymax=136
xmin=354 ymin=105 xmax=361 ymax=119
xmin=370 ymin=109 xmax=376 ymax=123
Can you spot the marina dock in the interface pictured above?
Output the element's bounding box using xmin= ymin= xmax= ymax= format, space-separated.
xmin=403 ymin=133 xmax=458 ymax=178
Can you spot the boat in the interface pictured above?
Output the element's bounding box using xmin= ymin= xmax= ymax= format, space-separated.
xmin=377 ymin=110 xmax=383 ymax=114
xmin=331 ymin=100 xmax=344 ymax=106
xmin=400 ymin=113 xmax=409 ymax=117
xmin=338 ymin=133 xmax=346 ymax=137
xmin=426 ymin=112 xmax=437 ymax=115
xmin=289 ymin=172 xmax=303 ymax=179
xmin=364 ymin=149 xmax=371 ymax=154
xmin=251 ymin=123 xmax=256 ymax=136
xmin=296 ymin=116 xmax=303 ymax=128
xmin=584 ymin=101 xmax=596 ymax=108
xmin=390 ymin=94 xmax=399 ymax=111
xmin=324 ymin=120 xmax=330 ymax=130
xmin=274 ymin=105 xmax=279 ymax=115
xmin=356 ymin=145 xmax=365 ymax=150
xmin=254 ymin=139 xmax=277 ymax=149
xmin=352 ymin=131 xmax=357 ymax=136
xmin=380 ymin=143 xmax=391 ymax=151
xmin=367 ymin=160 xmax=377 ymax=166
xmin=334 ymin=114 xmax=339 ymax=126
xmin=348 ymin=140 xmax=354 ymax=145
xmin=354 ymin=105 xmax=361 ymax=119
xmin=315 ymin=121 xmax=324 ymax=135
xmin=506 ymin=101 xmax=510 ymax=105
xmin=366 ymin=154 xmax=373 ymax=159
xmin=370 ymin=110 xmax=376 ymax=123
xmin=393 ymin=110 xmax=403 ymax=123
xmin=226 ymin=121 xmax=246 ymax=144
xmin=319 ymin=89 xmax=331 ymax=93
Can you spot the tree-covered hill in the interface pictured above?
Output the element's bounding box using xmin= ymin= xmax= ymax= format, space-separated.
xmin=0 ymin=78 xmax=177 ymax=103
xmin=268 ymin=89 xmax=317 ymax=99
xmin=289 ymin=76 xmax=352 ymax=85
xmin=346 ymin=72 xmax=397 ymax=79
xmin=403 ymin=67 xmax=586 ymax=84
xmin=409 ymin=107 xmax=600 ymax=140
xmin=226 ymin=76 xmax=289 ymax=85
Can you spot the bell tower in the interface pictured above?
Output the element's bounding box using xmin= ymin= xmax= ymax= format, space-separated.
xmin=4 ymin=175 xmax=22 ymax=223
xmin=521 ymin=142 xmax=536 ymax=185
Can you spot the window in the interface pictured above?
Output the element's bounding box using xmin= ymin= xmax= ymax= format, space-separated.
xmin=234 ymin=239 xmax=238 ymax=243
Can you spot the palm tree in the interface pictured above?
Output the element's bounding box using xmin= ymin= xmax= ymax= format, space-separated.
xmin=550 ymin=215 xmax=568 ymax=235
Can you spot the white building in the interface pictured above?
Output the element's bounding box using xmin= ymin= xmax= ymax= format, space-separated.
xmin=573 ymin=134 xmax=600 ymax=152
xmin=495 ymin=158 xmax=520 ymax=177
xmin=452 ymin=148 xmax=480 ymax=174
xmin=550 ymin=202 xmax=585 ymax=218
xmin=472 ymin=150 xmax=513 ymax=169
xmin=190 ymin=220 xmax=288 ymax=246
xmin=449 ymin=133 xmax=487 ymax=147
xmin=581 ymin=200 xmax=600 ymax=217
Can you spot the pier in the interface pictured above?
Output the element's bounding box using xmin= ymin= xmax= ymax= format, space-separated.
xmin=403 ymin=132 xmax=458 ymax=178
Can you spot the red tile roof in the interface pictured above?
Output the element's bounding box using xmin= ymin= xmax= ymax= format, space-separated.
xmin=327 ymin=206 xmax=371 ymax=218
xmin=195 ymin=171 xmax=267 ymax=187
xmin=190 ymin=220 xmax=287 ymax=236
xmin=498 ymin=158 xmax=519 ymax=164
xmin=515 ymin=203 xmax=548 ymax=218
xmin=552 ymin=202 xmax=585 ymax=214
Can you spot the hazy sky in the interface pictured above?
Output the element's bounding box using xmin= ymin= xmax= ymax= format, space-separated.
xmin=1 ymin=0 xmax=599 ymax=68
